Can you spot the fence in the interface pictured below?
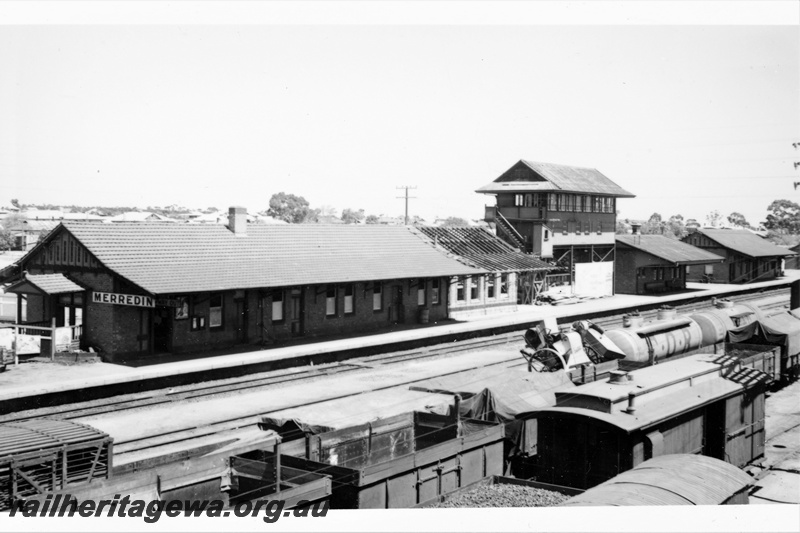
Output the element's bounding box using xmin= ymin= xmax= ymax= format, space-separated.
xmin=7 ymin=318 xmax=83 ymax=364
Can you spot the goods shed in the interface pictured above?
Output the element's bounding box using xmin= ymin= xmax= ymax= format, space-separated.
xmin=560 ymin=454 xmax=751 ymax=506
xmin=681 ymin=228 xmax=794 ymax=283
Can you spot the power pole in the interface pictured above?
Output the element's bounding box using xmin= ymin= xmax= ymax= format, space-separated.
xmin=396 ymin=186 xmax=417 ymax=225
xmin=794 ymin=142 xmax=800 ymax=190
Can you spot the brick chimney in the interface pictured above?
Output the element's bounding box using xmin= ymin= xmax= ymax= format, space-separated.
xmin=229 ymin=206 xmax=247 ymax=236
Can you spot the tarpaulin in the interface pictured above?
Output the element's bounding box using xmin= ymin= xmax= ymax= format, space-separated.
xmin=727 ymin=313 xmax=800 ymax=359
xmin=259 ymin=389 xmax=452 ymax=437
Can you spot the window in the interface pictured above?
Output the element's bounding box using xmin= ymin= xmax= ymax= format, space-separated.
xmin=373 ymin=282 xmax=383 ymax=311
xmin=432 ymin=279 xmax=440 ymax=305
xmin=514 ymin=194 xmax=524 ymax=207
xmin=470 ymin=277 xmax=479 ymax=300
xmin=547 ymin=194 xmax=558 ymax=211
xmin=500 ymin=274 xmax=509 ymax=298
xmin=596 ymin=221 xmax=603 ymax=234
xmin=209 ymin=293 xmax=223 ymax=328
xmin=705 ymin=264 xmax=714 ymax=275
xmin=656 ymin=269 xmax=664 ymax=281
xmin=456 ymin=279 xmax=465 ymax=302
xmin=272 ymin=290 xmax=284 ymax=321
xmin=583 ymin=195 xmax=592 ymax=213
xmin=326 ymin=286 xmax=337 ymax=316
xmin=417 ymin=281 xmax=426 ymax=306
xmin=532 ymin=193 xmax=543 ymax=207
xmin=524 ymin=194 xmax=533 ymax=207
xmin=593 ymin=196 xmax=603 ymax=212
xmin=344 ymin=284 xmax=354 ymax=314
xmin=486 ymin=276 xmax=495 ymax=299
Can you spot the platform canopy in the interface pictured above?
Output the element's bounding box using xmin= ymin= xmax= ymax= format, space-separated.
xmin=5 ymin=273 xmax=85 ymax=295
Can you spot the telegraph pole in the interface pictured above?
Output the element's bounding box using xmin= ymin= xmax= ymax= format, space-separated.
xmin=794 ymin=142 xmax=800 ymax=190
xmin=396 ymin=186 xmax=417 ymax=225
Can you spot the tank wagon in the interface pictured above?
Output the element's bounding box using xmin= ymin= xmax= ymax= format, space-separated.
xmin=523 ymin=295 xmax=799 ymax=384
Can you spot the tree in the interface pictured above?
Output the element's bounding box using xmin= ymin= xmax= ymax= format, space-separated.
xmin=764 ymin=199 xmax=800 ymax=234
xmin=317 ymin=205 xmax=338 ymax=218
xmin=10 ymin=198 xmax=20 ymax=208
xmin=441 ymin=216 xmax=469 ymax=227
xmin=616 ymin=218 xmax=631 ymax=234
xmin=705 ymin=210 xmax=722 ymax=228
xmin=664 ymin=214 xmax=686 ymax=239
xmin=341 ymin=208 xmax=365 ymax=224
xmin=641 ymin=212 xmax=665 ymax=235
xmin=727 ymin=212 xmax=750 ymax=229
xmin=365 ymin=214 xmax=380 ymax=224
xmin=266 ymin=192 xmax=314 ymax=224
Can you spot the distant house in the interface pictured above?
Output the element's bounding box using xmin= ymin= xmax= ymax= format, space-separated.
xmin=1 ymin=218 xmax=60 ymax=251
xmin=681 ymin=228 xmax=795 ymax=283
xmin=109 ymin=212 xmax=177 ymax=223
xmin=414 ymin=225 xmax=560 ymax=312
xmin=615 ymin=234 xmax=724 ymax=294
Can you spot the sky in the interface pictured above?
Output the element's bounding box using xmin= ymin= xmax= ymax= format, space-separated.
xmin=1 ymin=3 xmax=798 ymax=229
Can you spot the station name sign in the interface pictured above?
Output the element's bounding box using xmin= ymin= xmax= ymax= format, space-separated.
xmin=92 ymin=291 xmax=155 ymax=308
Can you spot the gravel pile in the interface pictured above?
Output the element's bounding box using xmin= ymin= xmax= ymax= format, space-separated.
xmin=432 ymin=483 xmax=571 ymax=508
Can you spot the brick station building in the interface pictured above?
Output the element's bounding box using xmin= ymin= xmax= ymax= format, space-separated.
xmin=2 ymin=208 xmax=483 ymax=361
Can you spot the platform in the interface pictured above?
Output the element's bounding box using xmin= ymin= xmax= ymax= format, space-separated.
xmin=0 ymin=272 xmax=795 ymax=412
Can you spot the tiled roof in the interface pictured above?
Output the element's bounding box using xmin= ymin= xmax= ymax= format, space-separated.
xmin=414 ymin=226 xmax=558 ymax=272
xmin=691 ymin=229 xmax=796 ymax=258
xmin=6 ymin=273 xmax=85 ymax=295
xmin=476 ymin=160 xmax=635 ymax=197
xmin=616 ymin=234 xmax=724 ymax=265
xmin=58 ymin=222 xmax=484 ymax=295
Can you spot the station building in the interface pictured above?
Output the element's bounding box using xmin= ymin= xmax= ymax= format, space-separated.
xmin=1 ymin=209 xmax=483 ymax=361
xmin=614 ymin=233 xmax=724 ymax=295
xmin=476 ymin=160 xmax=635 ymax=295
xmin=681 ymin=228 xmax=795 ymax=284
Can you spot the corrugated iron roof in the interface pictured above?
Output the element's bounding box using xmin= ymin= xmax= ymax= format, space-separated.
xmin=6 ymin=273 xmax=85 ymax=295
xmin=476 ymin=160 xmax=635 ymax=197
xmin=562 ymin=454 xmax=751 ymax=506
xmin=691 ymin=228 xmax=796 ymax=258
xmin=616 ymin=234 xmax=725 ymax=265
xmin=414 ymin=225 xmax=559 ymax=273
xmin=56 ymin=222 xmax=484 ymax=295
xmin=0 ymin=419 xmax=109 ymax=461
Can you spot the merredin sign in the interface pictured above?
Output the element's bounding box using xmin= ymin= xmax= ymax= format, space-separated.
xmin=92 ymin=291 xmax=155 ymax=308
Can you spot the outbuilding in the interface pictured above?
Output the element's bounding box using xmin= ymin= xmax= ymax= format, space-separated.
xmin=2 ymin=208 xmax=484 ymax=361
xmin=615 ymin=233 xmax=724 ymax=294
xmin=681 ymin=228 xmax=794 ymax=283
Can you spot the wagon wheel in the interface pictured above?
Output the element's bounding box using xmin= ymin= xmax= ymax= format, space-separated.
xmin=522 ymin=347 xmax=564 ymax=373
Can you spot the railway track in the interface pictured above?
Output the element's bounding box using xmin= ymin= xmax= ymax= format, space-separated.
xmin=0 ymin=287 xmax=790 ymax=458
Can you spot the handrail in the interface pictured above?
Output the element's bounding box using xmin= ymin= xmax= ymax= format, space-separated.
xmin=494 ymin=209 xmax=526 ymax=250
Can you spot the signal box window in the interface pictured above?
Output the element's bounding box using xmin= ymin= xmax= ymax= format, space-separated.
xmin=431 ymin=279 xmax=440 ymax=305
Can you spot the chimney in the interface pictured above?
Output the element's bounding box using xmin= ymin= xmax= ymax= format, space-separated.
xmin=631 ymin=223 xmax=641 ymax=235
xmin=229 ymin=206 xmax=247 ymax=237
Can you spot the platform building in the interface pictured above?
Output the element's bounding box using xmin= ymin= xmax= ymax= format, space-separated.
xmin=1 ymin=208 xmax=483 ymax=361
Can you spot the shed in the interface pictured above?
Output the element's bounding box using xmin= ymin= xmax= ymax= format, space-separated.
xmin=560 ymin=454 xmax=751 ymax=506
xmin=0 ymin=419 xmax=113 ymax=510
xmin=614 ymin=234 xmax=723 ymax=294
xmin=681 ymin=228 xmax=794 ymax=283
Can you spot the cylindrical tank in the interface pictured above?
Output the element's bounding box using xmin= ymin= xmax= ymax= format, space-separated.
xmin=689 ymin=310 xmax=733 ymax=345
xmin=605 ymin=319 xmax=704 ymax=364
xmin=714 ymin=302 xmax=762 ymax=327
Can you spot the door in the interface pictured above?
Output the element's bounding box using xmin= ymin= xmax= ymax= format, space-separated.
xmin=152 ymin=307 xmax=172 ymax=353
xmin=236 ymin=291 xmax=249 ymax=343
xmin=390 ymin=285 xmax=404 ymax=324
xmin=289 ymin=288 xmax=304 ymax=336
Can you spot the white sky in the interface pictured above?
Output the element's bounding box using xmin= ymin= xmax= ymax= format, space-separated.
xmin=1 ymin=2 xmax=798 ymax=229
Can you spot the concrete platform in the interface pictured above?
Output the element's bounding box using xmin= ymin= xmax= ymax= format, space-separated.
xmin=0 ymin=273 xmax=795 ymax=413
